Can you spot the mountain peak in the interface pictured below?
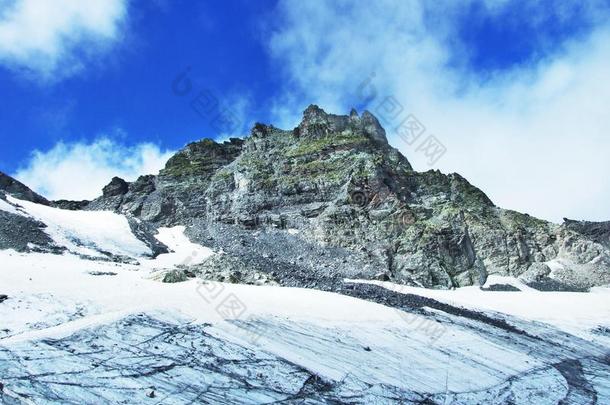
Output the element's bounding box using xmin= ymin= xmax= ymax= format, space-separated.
xmin=42 ymin=105 xmax=608 ymax=291
xmin=102 ymin=177 xmax=129 ymax=197
xmin=302 ymin=104 xmax=326 ymax=119
xmin=297 ymin=105 xmax=388 ymax=145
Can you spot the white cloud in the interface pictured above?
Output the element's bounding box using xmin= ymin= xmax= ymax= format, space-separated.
xmin=14 ymin=138 xmax=174 ymax=200
xmin=0 ymin=0 xmax=127 ymax=80
xmin=265 ymin=0 xmax=610 ymax=222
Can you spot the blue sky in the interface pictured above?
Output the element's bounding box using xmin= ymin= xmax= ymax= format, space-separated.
xmin=1 ymin=0 xmax=609 ymax=222
xmin=0 ymin=0 xmax=279 ymax=172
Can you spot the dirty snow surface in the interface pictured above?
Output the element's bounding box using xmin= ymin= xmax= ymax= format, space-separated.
xmin=2 ymin=195 xmax=153 ymax=259
xmin=0 ymin=208 xmax=609 ymax=403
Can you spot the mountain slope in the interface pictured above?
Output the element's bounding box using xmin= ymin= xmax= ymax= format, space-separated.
xmin=77 ymin=105 xmax=609 ymax=290
xmin=0 ymin=192 xmax=168 ymax=260
xmin=1 ymin=113 xmax=610 ymax=403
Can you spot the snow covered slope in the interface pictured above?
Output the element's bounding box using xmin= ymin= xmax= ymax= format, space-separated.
xmin=1 ymin=247 xmax=609 ymax=404
xmin=1 ymin=195 xmax=164 ymax=260
xmin=348 ymin=276 xmax=610 ymax=342
xmin=1 ymin=191 xmax=609 ymax=404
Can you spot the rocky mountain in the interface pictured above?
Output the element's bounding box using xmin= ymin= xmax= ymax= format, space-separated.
xmin=1 ymin=106 xmax=610 ymax=404
xmin=75 ymin=105 xmax=607 ymax=291
xmin=2 ymin=106 xmax=609 ymax=291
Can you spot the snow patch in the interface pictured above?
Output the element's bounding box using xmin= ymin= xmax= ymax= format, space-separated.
xmin=346 ymin=278 xmax=610 ymax=341
xmin=143 ymin=226 xmax=213 ymax=270
xmin=482 ymin=275 xmax=538 ymax=292
xmin=0 ymin=198 xmax=21 ymax=215
xmin=1 ymin=250 xmax=609 ymax=402
xmin=6 ymin=195 xmax=152 ymax=258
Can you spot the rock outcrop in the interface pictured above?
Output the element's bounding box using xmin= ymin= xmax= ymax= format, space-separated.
xmin=0 ymin=174 xmax=58 ymax=253
xmin=7 ymin=106 xmax=610 ymax=289
xmin=0 ymin=171 xmax=48 ymax=205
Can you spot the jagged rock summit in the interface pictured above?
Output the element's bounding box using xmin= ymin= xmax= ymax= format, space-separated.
xmin=2 ymin=106 xmax=609 ymax=290
xmin=297 ymin=104 xmax=390 ymax=146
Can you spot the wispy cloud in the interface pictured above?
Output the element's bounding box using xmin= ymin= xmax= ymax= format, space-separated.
xmin=265 ymin=0 xmax=610 ymax=222
xmin=0 ymin=0 xmax=128 ymax=81
xmin=14 ymin=137 xmax=174 ymax=200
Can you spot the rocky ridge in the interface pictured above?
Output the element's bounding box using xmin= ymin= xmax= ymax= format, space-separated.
xmin=2 ymin=106 xmax=609 ymax=289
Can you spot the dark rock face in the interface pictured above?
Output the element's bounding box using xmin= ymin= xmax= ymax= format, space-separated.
xmin=69 ymin=106 xmax=610 ymax=288
xmin=102 ymin=177 xmax=129 ymax=197
xmin=86 ymin=138 xmax=245 ymax=223
xmin=127 ymin=218 xmax=169 ymax=258
xmin=51 ymin=200 xmax=90 ymax=211
xmin=0 ymin=210 xmax=60 ymax=253
xmin=0 ymin=172 xmax=48 ymax=205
